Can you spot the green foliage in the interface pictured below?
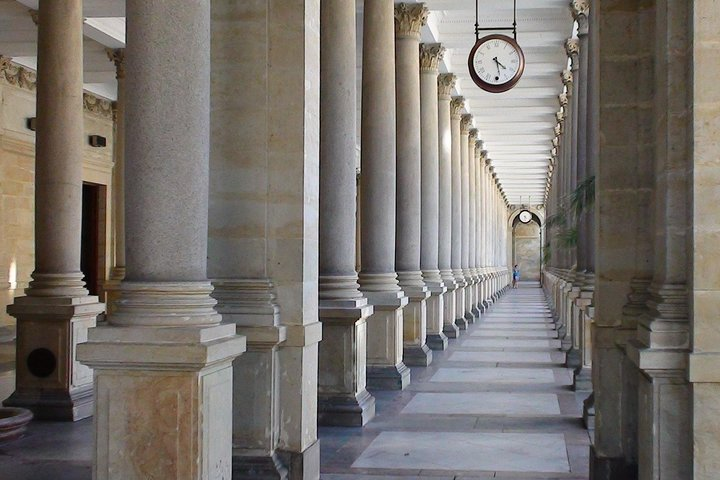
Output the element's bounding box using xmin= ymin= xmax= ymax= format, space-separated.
xmin=546 ymin=175 xmax=594 ymax=253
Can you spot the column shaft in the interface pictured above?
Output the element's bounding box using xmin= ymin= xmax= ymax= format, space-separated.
xmin=395 ymin=3 xmax=432 ymax=368
xmin=5 ymin=0 xmax=104 ymax=421
xmin=450 ymin=97 xmax=467 ymax=329
xmin=317 ymin=0 xmax=375 ymax=428
xmin=78 ymin=2 xmax=245 ymax=477
xmin=437 ymin=75 xmax=460 ymax=339
xmin=420 ymin=44 xmax=449 ymax=351
xmin=360 ymin=0 xmax=410 ymax=391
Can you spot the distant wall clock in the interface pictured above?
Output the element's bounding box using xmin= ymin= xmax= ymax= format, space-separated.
xmin=519 ymin=210 xmax=532 ymax=223
xmin=468 ymin=34 xmax=525 ymax=93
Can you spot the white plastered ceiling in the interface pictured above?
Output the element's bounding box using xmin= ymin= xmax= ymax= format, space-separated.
xmin=0 ymin=0 xmax=573 ymax=207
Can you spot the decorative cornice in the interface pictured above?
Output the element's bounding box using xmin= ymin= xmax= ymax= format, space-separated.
xmin=83 ymin=92 xmax=114 ymax=119
xmin=0 ymin=57 xmax=37 ymax=91
xmin=450 ymin=96 xmax=465 ymax=118
xmin=438 ymin=73 xmax=456 ymax=97
xmin=394 ymin=3 xmax=429 ymax=39
xmin=461 ymin=114 xmax=473 ymax=134
xmin=420 ymin=43 xmax=445 ymax=73
xmin=106 ymin=48 xmax=125 ymax=80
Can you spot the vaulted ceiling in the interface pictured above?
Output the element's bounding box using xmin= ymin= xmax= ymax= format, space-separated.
xmin=0 ymin=0 xmax=574 ymax=207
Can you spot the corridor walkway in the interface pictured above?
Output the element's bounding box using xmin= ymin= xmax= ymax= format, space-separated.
xmin=319 ymin=283 xmax=591 ymax=479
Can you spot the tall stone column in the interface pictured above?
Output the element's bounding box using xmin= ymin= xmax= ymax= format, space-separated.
xmin=475 ymin=142 xmax=487 ymax=310
xmin=460 ymin=114 xmax=475 ymax=323
xmin=628 ymin=0 xmax=692 ymax=477
xmin=437 ymin=74 xmax=460 ymax=339
xmin=591 ymin=0 xmax=656 ymax=475
xmin=479 ymin=150 xmax=490 ymax=308
xmin=420 ymin=43 xmax=449 ymax=350
xmin=468 ymin=129 xmax=481 ymax=318
xmin=105 ymin=49 xmax=126 ymax=304
xmin=77 ymin=1 xmax=246 ymax=477
xmin=360 ymin=0 xmax=410 ymax=390
xmin=208 ymin=2 xmax=323 ymax=476
xmin=316 ymin=0 xmax=375 ymax=428
xmin=395 ymin=3 xmax=432 ymax=367
xmin=450 ymin=97 xmax=468 ymax=329
xmin=690 ymin=0 xmax=720 ymax=475
xmin=5 ymin=0 xmax=105 ymax=421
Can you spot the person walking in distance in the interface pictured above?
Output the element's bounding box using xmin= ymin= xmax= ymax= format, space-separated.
xmin=512 ymin=264 xmax=520 ymax=289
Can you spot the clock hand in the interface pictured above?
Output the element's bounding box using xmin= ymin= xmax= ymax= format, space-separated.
xmin=493 ymin=57 xmax=501 ymax=76
xmin=496 ymin=59 xmax=508 ymax=70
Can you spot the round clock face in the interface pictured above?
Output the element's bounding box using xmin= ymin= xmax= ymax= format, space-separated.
xmin=519 ymin=211 xmax=532 ymax=223
xmin=468 ymin=34 xmax=525 ymax=93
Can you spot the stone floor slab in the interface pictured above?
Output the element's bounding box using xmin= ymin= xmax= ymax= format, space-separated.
xmin=401 ymin=392 xmax=561 ymax=416
xmin=351 ymin=431 xmax=571 ymax=473
xmin=471 ymin=330 xmax=557 ymax=338
xmin=429 ymin=367 xmax=556 ymax=384
xmin=448 ymin=351 xmax=556 ymax=364
xmin=463 ymin=338 xmax=561 ymax=349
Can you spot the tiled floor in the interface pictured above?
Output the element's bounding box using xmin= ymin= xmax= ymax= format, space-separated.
xmin=319 ymin=284 xmax=591 ymax=479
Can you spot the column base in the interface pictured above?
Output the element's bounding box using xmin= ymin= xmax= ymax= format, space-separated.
xmin=590 ymin=446 xmax=638 ymax=480
xmin=464 ymin=309 xmax=476 ymax=324
xmin=278 ymin=439 xmax=320 ymax=480
xmin=443 ymin=323 xmax=460 ymax=339
xmin=573 ymin=367 xmax=593 ymax=392
xmin=426 ymin=332 xmax=449 ymax=350
xmin=403 ymin=343 xmax=433 ymax=367
xmin=455 ymin=317 xmax=468 ymax=330
xmin=232 ymin=452 xmax=289 ymax=480
xmin=3 ymin=384 xmax=93 ymax=421
xmin=583 ymin=392 xmax=595 ymax=430
xmin=367 ymin=363 xmax=411 ymax=391
xmin=6 ymin=294 xmax=104 ymax=422
xmin=318 ymin=389 xmax=376 ymax=427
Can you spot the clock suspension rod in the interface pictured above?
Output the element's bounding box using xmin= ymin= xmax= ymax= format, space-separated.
xmin=473 ymin=0 xmax=519 ymax=41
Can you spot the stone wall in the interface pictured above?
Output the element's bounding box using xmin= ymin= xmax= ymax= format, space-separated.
xmin=513 ymin=221 xmax=541 ymax=281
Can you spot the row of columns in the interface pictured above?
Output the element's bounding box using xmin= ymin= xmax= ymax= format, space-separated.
xmin=5 ymin=1 xmax=511 ymax=478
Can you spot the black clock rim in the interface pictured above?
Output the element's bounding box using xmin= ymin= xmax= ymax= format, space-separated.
xmin=467 ymin=34 xmax=526 ymax=94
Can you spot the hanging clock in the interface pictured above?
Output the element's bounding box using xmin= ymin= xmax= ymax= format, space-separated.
xmin=468 ymin=34 xmax=525 ymax=93
xmin=519 ymin=210 xmax=532 ymax=223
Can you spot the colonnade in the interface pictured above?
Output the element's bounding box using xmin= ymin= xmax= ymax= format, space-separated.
xmin=3 ymin=1 xmax=511 ymax=478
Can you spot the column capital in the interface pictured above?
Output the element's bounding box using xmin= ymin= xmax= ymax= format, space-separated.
xmin=438 ymin=73 xmax=456 ymax=98
xmin=558 ymin=92 xmax=569 ymax=107
xmin=394 ymin=3 xmax=429 ymax=39
xmin=481 ymin=150 xmax=489 ymax=162
xmin=561 ymin=68 xmax=573 ymax=88
xmin=554 ymin=123 xmax=562 ymax=137
xmin=552 ymin=136 xmax=560 ymax=148
xmin=450 ymin=96 xmax=465 ymax=118
xmin=565 ymin=39 xmax=580 ymax=70
xmin=556 ymin=110 xmax=565 ymax=123
xmin=474 ymin=140 xmax=483 ymax=156
xmin=106 ymin=48 xmax=125 ymax=80
xmin=469 ymin=128 xmax=479 ymax=142
xmin=570 ymin=1 xmax=590 ymax=35
xmin=28 ymin=8 xmax=38 ymax=25
xmin=461 ymin=114 xmax=473 ymax=134
xmin=420 ymin=43 xmax=445 ymax=73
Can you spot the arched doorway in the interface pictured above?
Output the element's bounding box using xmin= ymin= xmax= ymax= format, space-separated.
xmin=511 ymin=211 xmax=542 ymax=282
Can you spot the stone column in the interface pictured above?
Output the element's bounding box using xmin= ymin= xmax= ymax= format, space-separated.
xmin=77 ymin=1 xmax=246 ymax=478
xmin=5 ymin=0 xmax=105 ymax=421
xmin=479 ymin=150 xmax=490 ymax=308
xmin=316 ymin=0 xmax=375 ymax=427
xmin=460 ymin=114 xmax=475 ymax=323
xmin=105 ymin=49 xmax=126 ymax=307
xmin=420 ymin=43 xmax=449 ymax=350
xmin=468 ymin=129 xmax=481 ymax=318
xmin=208 ymin=2 xmax=323 ymax=476
xmin=568 ymin=38 xmax=580 ymax=272
xmin=360 ymin=0 xmax=410 ymax=390
xmin=450 ymin=97 xmax=468 ymax=329
xmin=628 ymin=1 xmax=692 ymax=477
xmin=690 ymin=0 xmax=720 ymax=475
xmin=395 ymin=3 xmax=432 ymax=368
xmin=476 ymin=143 xmax=487 ymax=308
xmin=591 ymin=0 xmax=656 ymax=475
xmin=437 ymin=74 xmax=460 ymax=339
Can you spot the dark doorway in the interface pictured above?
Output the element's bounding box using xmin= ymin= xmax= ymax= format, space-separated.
xmin=81 ymin=182 xmax=106 ymax=296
